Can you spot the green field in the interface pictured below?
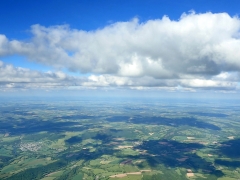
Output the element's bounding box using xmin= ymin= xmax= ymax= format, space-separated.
xmin=0 ymin=100 xmax=240 ymax=179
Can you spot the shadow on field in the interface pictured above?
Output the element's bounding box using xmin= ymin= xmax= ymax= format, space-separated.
xmin=106 ymin=115 xmax=221 ymax=130
xmin=0 ymin=120 xmax=89 ymax=135
xmin=214 ymin=138 xmax=240 ymax=168
xmin=189 ymin=112 xmax=228 ymax=118
xmin=131 ymin=139 xmax=223 ymax=177
xmin=216 ymin=139 xmax=240 ymax=158
xmin=215 ymin=159 xmax=240 ymax=168
xmin=62 ymin=133 xmax=119 ymax=162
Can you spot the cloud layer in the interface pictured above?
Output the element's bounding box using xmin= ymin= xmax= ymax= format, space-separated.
xmin=0 ymin=12 xmax=240 ymax=91
xmin=0 ymin=61 xmax=85 ymax=90
xmin=0 ymin=60 xmax=238 ymax=91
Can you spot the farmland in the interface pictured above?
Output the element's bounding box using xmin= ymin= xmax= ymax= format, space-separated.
xmin=0 ymin=98 xmax=240 ymax=179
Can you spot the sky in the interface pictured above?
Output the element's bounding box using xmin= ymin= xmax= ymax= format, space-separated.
xmin=1 ymin=0 xmax=240 ymax=97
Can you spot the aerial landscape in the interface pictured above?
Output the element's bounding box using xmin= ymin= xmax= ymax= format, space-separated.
xmin=1 ymin=97 xmax=240 ymax=179
xmin=0 ymin=0 xmax=240 ymax=179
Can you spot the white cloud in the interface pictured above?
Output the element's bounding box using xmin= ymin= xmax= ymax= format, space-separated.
xmin=84 ymin=74 xmax=237 ymax=90
xmin=0 ymin=12 xmax=240 ymax=91
xmin=0 ymin=61 xmax=86 ymax=90
xmin=0 ymin=60 xmax=238 ymax=91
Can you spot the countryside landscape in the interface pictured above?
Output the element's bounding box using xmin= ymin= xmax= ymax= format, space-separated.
xmin=1 ymin=0 xmax=240 ymax=180
xmin=0 ymin=98 xmax=240 ymax=180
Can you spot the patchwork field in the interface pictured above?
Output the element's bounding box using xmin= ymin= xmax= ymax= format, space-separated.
xmin=0 ymin=99 xmax=240 ymax=179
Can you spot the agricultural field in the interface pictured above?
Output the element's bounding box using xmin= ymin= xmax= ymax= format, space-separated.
xmin=0 ymin=98 xmax=240 ymax=179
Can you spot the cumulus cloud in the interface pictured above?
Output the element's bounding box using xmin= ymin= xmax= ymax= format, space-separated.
xmin=0 ymin=61 xmax=86 ymax=90
xmin=0 ymin=12 xmax=240 ymax=91
xmin=83 ymin=74 xmax=238 ymax=91
xmin=0 ymin=60 xmax=237 ymax=91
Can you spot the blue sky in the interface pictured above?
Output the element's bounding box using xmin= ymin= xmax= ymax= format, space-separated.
xmin=0 ymin=0 xmax=240 ymax=95
xmin=1 ymin=0 xmax=239 ymax=38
